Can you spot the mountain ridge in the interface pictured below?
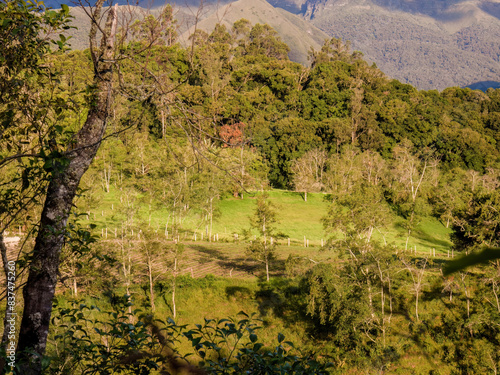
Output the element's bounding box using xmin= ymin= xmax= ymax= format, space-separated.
xmin=285 ymin=0 xmax=500 ymax=89
xmin=53 ymin=0 xmax=500 ymax=90
xmin=178 ymin=0 xmax=329 ymax=65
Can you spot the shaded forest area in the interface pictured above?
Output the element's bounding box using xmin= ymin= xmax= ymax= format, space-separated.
xmin=1 ymin=1 xmax=500 ymax=374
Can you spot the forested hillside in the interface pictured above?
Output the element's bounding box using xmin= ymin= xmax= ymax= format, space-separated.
xmin=59 ymin=0 xmax=500 ymax=90
xmin=2 ymin=1 xmax=500 ymax=374
xmin=273 ymin=0 xmax=500 ymax=90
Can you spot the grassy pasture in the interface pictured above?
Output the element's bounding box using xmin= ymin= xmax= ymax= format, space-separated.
xmin=41 ymin=190 xmax=458 ymax=374
xmin=82 ymin=187 xmax=452 ymax=256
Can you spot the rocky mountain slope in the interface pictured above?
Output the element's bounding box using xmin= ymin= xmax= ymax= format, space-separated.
xmin=271 ymin=0 xmax=500 ymax=90
xmin=178 ymin=0 xmax=329 ymax=65
xmin=61 ymin=0 xmax=327 ymax=66
xmin=53 ymin=0 xmax=500 ymax=90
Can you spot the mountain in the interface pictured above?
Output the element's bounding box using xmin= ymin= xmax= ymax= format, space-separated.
xmin=270 ymin=0 xmax=500 ymax=90
xmin=61 ymin=0 xmax=328 ymax=66
xmin=177 ymin=0 xmax=330 ymax=65
xmin=61 ymin=4 xmax=199 ymax=51
xmin=51 ymin=0 xmax=500 ymax=90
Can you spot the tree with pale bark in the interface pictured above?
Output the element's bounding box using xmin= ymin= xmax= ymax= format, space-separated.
xmin=291 ymin=148 xmax=327 ymax=202
xmin=246 ymin=191 xmax=280 ymax=282
xmin=387 ymin=140 xmax=439 ymax=251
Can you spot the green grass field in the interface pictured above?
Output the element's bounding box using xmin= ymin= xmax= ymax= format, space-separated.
xmin=82 ymin=187 xmax=452 ymax=256
xmin=45 ymin=189 xmax=458 ymax=374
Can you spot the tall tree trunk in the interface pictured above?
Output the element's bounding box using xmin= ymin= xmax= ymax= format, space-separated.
xmin=0 ymin=234 xmax=10 ymax=347
xmin=16 ymin=4 xmax=117 ymax=373
xmin=148 ymin=257 xmax=156 ymax=312
xmin=265 ymin=253 xmax=270 ymax=282
xmin=172 ymin=257 xmax=177 ymax=319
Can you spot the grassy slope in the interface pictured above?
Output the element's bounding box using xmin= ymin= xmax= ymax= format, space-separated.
xmin=47 ymin=190 xmax=456 ymax=373
xmin=83 ymin=187 xmax=452 ymax=255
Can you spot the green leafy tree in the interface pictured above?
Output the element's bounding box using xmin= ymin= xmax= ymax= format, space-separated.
xmin=323 ymin=148 xmax=389 ymax=243
xmin=246 ymin=23 xmax=290 ymax=60
xmin=246 ymin=191 xmax=280 ymax=282
xmin=130 ymin=4 xmax=177 ymax=47
xmin=308 ymin=37 xmax=363 ymax=67
xmin=0 ymin=0 xmax=76 ymax=371
xmin=137 ymin=228 xmax=165 ymax=313
xmin=324 ymin=182 xmax=389 ymax=243
xmin=306 ymin=239 xmax=397 ymax=367
xmin=451 ymin=188 xmax=500 ymax=253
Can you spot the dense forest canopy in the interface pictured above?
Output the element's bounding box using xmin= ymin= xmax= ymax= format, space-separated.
xmin=40 ymin=12 xmax=500 ymax=188
xmin=2 ymin=1 xmax=500 ymax=374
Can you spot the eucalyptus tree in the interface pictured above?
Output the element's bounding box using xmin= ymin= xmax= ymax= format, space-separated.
xmin=246 ymin=191 xmax=280 ymax=282
xmin=387 ymin=140 xmax=439 ymax=250
xmin=291 ymin=148 xmax=327 ymax=202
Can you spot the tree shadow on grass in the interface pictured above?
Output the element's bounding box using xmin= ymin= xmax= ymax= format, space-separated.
xmin=254 ymin=278 xmax=310 ymax=328
xmin=225 ymin=286 xmax=252 ymax=300
xmin=190 ymin=244 xmax=229 ymax=261
xmin=412 ymin=229 xmax=452 ymax=250
xmin=282 ymin=191 xmax=306 ymax=201
xmin=189 ymin=244 xmax=259 ymax=276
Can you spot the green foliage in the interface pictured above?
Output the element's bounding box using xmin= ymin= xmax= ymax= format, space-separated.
xmin=0 ymin=0 xmax=76 ymax=238
xmin=246 ymin=23 xmax=290 ymax=60
xmin=0 ymin=0 xmax=72 ymax=74
xmin=450 ymin=185 xmax=500 ymax=252
xmin=324 ymin=182 xmax=388 ymax=242
xmin=48 ymin=299 xmax=331 ymax=375
xmin=304 ymin=238 xmax=401 ymax=369
xmin=48 ymin=297 xmax=186 ymax=375
xmin=245 ymin=191 xmax=282 ymax=281
xmin=183 ymin=312 xmax=332 ymax=374
xmin=309 ymin=37 xmax=363 ymax=67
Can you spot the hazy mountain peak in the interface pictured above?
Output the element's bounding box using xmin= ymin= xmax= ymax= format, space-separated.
xmin=179 ymin=0 xmax=329 ymax=65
